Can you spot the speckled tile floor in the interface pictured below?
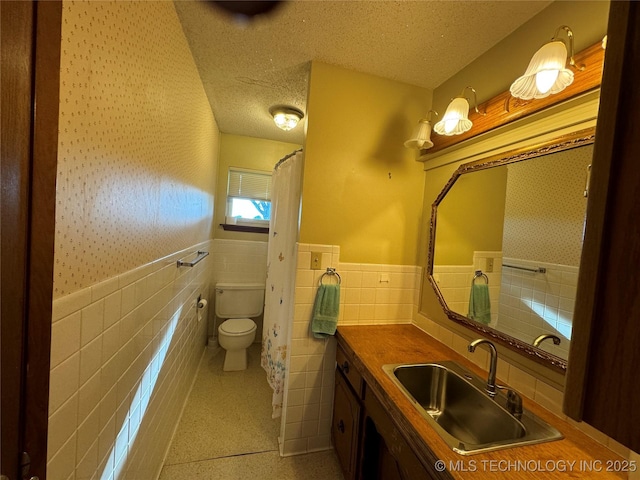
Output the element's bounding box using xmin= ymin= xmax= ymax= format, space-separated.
xmin=159 ymin=344 xmax=344 ymax=480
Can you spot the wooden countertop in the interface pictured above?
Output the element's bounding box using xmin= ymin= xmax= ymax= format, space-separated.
xmin=337 ymin=324 xmax=627 ymax=479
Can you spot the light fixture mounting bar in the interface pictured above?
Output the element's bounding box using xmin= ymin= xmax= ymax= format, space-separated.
xmin=422 ymin=39 xmax=604 ymax=156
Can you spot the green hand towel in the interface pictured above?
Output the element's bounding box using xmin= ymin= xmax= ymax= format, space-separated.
xmin=468 ymin=283 xmax=491 ymax=325
xmin=311 ymin=284 xmax=340 ymax=338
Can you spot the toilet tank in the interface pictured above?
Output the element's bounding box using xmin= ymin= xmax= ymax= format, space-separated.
xmin=215 ymin=283 xmax=265 ymax=318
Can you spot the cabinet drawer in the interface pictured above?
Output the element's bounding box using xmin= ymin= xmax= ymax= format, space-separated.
xmin=336 ymin=344 xmax=363 ymax=397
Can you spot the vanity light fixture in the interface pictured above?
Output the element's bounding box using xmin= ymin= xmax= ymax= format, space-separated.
xmin=404 ymin=110 xmax=438 ymax=149
xmin=269 ymin=106 xmax=304 ymax=131
xmin=433 ymin=87 xmax=483 ymax=136
xmin=510 ymin=25 xmax=584 ymax=100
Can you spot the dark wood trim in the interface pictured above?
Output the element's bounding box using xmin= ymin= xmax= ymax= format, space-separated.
xmin=220 ymin=223 xmax=269 ymax=234
xmin=1 ymin=2 xmax=36 ymax=477
xmin=564 ymin=1 xmax=640 ymax=453
xmin=563 ymin=3 xmax=629 ymax=425
xmin=0 ymin=2 xmax=61 ymax=477
xmin=23 ymin=2 xmax=63 ymax=476
xmin=421 ymin=40 xmax=604 ymax=157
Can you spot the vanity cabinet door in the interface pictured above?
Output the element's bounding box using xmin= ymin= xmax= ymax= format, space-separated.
xmin=332 ymin=369 xmax=361 ymax=480
xmin=362 ymin=391 xmax=442 ymax=480
xmin=364 ymin=422 xmax=405 ymax=480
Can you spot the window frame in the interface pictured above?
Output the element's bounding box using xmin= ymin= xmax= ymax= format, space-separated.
xmin=223 ymin=167 xmax=272 ymax=234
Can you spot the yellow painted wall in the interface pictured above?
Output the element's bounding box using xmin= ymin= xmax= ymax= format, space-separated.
xmin=434 ymin=166 xmax=507 ymax=265
xmin=54 ymin=1 xmax=218 ymax=297
xmin=300 ymin=61 xmax=432 ymax=265
xmin=214 ymin=133 xmax=300 ymax=242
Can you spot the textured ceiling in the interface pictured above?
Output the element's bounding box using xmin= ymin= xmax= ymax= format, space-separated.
xmin=175 ymin=1 xmax=552 ymax=144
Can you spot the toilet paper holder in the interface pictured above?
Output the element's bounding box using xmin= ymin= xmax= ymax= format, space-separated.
xmin=196 ymin=294 xmax=207 ymax=309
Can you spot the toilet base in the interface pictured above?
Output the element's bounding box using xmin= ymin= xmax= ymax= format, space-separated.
xmin=222 ymin=348 xmax=248 ymax=371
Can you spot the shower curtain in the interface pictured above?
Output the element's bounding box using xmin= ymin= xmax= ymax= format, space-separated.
xmin=261 ymin=150 xmax=303 ymax=418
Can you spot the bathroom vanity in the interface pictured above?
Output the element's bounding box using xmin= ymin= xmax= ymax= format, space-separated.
xmin=331 ymin=324 xmax=627 ymax=480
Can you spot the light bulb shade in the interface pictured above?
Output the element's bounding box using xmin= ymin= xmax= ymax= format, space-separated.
xmin=433 ymin=97 xmax=472 ymax=136
xmin=270 ymin=106 xmax=304 ymax=131
xmin=404 ymin=119 xmax=434 ymax=149
xmin=510 ymin=41 xmax=574 ymax=100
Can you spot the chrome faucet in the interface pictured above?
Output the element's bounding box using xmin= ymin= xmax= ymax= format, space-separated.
xmin=533 ymin=334 xmax=561 ymax=348
xmin=468 ymin=339 xmax=498 ymax=397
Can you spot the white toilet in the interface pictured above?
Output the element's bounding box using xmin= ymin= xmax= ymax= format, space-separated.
xmin=215 ymin=283 xmax=264 ymax=371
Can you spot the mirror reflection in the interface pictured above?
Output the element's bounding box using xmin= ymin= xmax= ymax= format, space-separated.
xmin=432 ymin=142 xmax=593 ymax=361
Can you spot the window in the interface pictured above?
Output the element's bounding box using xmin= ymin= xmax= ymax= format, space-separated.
xmin=225 ymin=168 xmax=272 ymax=230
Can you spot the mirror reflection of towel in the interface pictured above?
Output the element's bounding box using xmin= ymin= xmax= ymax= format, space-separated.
xmin=311 ymin=284 xmax=340 ymax=338
xmin=468 ymin=283 xmax=491 ymax=325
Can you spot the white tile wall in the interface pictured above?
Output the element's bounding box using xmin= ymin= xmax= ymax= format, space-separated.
xmin=281 ymin=243 xmax=422 ymax=456
xmin=48 ymin=241 xmax=211 ymax=480
xmin=432 ymin=263 xmax=501 ymax=327
xmin=498 ymin=257 xmax=577 ymax=360
xmin=210 ymin=239 xmax=268 ymax=285
xmin=337 ymin=262 xmax=420 ymax=326
xmin=281 ymin=243 xmax=340 ymax=456
xmin=431 ymin=254 xmax=574 ymax=360
xmin=432 ymin=265 xmax=473 ymax=315
xmin=209 ymin=239 xmax=268 ymax=338
xmin=433 ymin=252 xmax=502 ymax=327
xmin=48 ymin=236 xmax=638 ymax=472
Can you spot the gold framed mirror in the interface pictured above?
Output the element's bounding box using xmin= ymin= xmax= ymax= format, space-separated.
xmin=426 ymin=127 xmax=596 ymax=373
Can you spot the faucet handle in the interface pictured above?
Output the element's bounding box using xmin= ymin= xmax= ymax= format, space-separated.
xmin=506 ymin=389 xmax=523 ymax=420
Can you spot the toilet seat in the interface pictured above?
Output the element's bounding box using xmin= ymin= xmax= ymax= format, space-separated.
xmin=219 ymin=318 xmax=256 ymax=336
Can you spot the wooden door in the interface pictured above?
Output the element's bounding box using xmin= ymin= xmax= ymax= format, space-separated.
xmin=564 ymin=0 xmax=640 ymax=453
xmin=1 ymin=1 xmax=61 ymax=478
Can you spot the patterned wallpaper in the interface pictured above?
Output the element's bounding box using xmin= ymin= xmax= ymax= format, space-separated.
xmin=502 ymin=145 xmax=593 ymax=267
xmin=54 ymin=1 xmax=218 ymax=297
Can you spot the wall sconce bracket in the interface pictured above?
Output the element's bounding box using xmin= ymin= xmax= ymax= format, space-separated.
xmin=421 ymin=39 xmax=604 ymax=156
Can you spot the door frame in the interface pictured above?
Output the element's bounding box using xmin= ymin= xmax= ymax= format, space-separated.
xmin=1 ymin=1 xmax=61 ymax=478
xmin=564 ymin=0 xmax=640 ymax=452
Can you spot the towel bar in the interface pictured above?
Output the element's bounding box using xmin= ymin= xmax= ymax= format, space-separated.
xmin=503 ymin=263 xmax=546 ymax=274
xmin=472 ymin=270 xmax=489 ymax=285
xmin=319 ymin=267 xmax=341 ymax=286
xmin=177 ymin=250 xmax=209 ymax=268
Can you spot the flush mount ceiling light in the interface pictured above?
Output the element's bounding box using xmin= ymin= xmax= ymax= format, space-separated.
xmin=510 ymin=25 xmax=584 ymax=100
xmin=433 ymin=87 xmax=482 ymax=136
xmin=269 ymin=106 xmax=304 ymax=131
xmin=404 ymin=110 xmax=439 ymax=149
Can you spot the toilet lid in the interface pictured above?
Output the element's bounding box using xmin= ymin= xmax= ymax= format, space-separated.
xmin=220 ymin=318 xmax=256 ymax=334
